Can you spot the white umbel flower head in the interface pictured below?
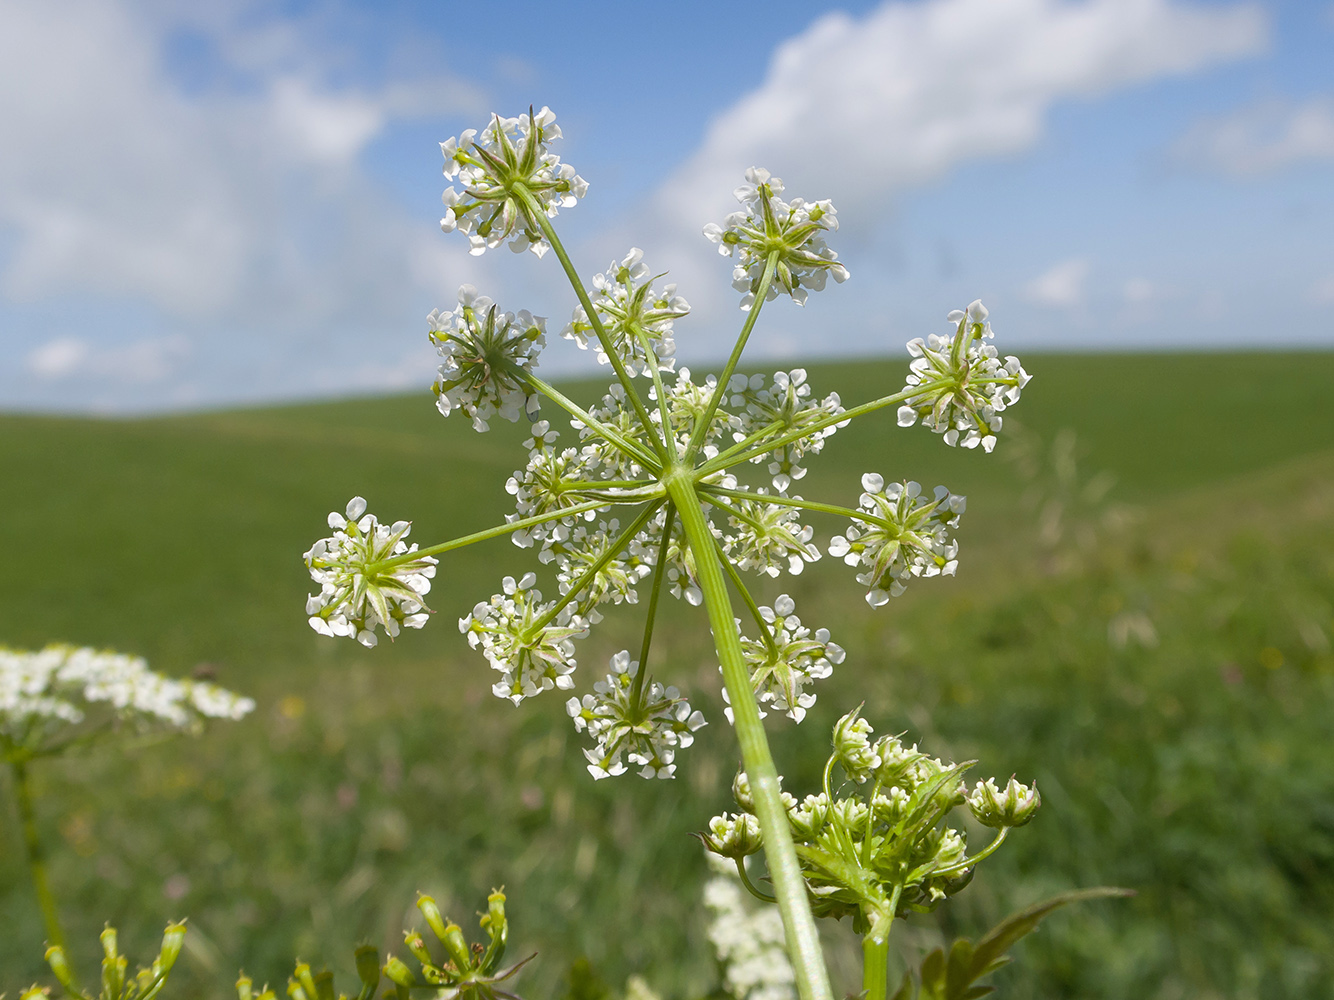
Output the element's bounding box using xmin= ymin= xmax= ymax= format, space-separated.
xmin=829 ymin=476 xmax=966 ymax=606
xmin=430 ymin=285 xmax=544 ymax=432
xmin=462 ymin=573 xmax=588 ymax=705
xmin=1 ymin=645 xmax=254 ymax=747
xmin=304 ymin=497 xmax=438 ymax=647
xmin=703 ymin=168 xmax=849 ymax=310
xmin=734 ymin=595 xmax=844 ymax=723
xmin=896 ymin=301 xmax=1030 ymax=453
xmin=966 ymin=776 xmax=1041 ymax=828
xmin=566 ymin=650 xmax=706 ymax=779
xmin=562 ymin=248 xmax=688 ymax=376
xmin=721 ymin=494 xmax=821 ymax=578
xmin=439 ymin=106 xmax=587 ymax=257
xmin=728 ymin=369 xmax=847 ymax=491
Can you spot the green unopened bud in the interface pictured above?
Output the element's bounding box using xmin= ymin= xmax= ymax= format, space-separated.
xmin=236 ymin=974 xmax=255 ymax=1000
xmin=832 ymin=707 xmax=880 ymax=783
xmin=102 ymin=952 xmax=128 ymax=1000
xmin=312 ymin=969 xmax=336 ymax=1000
xmin=699 ymin=812 xmax=762 ymax=859
xmin=158 ymin=921 xmax=188 ymax=974
xmin=966 ymin=777 xmax=1040 ymax=829
xmin=354 ymin=945 xmax=380 ymax=993
xmin=731 ymin=770 xmax=755 ymax=813
xmin=43 ymin=945 xmax=77 ymax=994
xmin=100 ymin=926 xmax=119 ymax=961
xmin=404 ymin=931 xmax=432 ymax=967
xmin=484 ymin=890 xmax=506 ymax=941
xmin=416 ymin=894 xmax=449 ymax=944
xmin=787 ymin=793 xmax=830 ymax=840
xmin=286 ymin=978 xmax=308 ymax=1000
xmin=383 ymin=956 xmax=417 ymax=988
xmin=440 ymin=922 xmax=472 ymax=970
xmin=20 ymin=987 xmax=51 ymax=1000
xmin=292 ymin=962 xmax=319 ymax=1000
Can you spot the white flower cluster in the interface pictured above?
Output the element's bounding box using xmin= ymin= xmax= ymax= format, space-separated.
xmin=721 ymin=495 xmax=820 ymax=578
xmin=897 ymin=300 xmax=1031 ymax=453
xmin=704 ymin=859 xmax=796 ymax=1000
xmin=305 ymin=497 xmax=438 ymax=647
xmin=966 ymin=776 xmax=1041 ymax=829
xmin=562 ymin=248 xmax=687 ymax=376
xmin=704 ymin=168 xmax=849 ymax=310
xmin=461 ymin=573 xmax=589 ymax=705
xmin=430 ymin=285 xmax=544 ymax=432
xmin=734 ymin=595 xmax=843 ymax=723
xmin=572 ymin=383 xmax=656 ymax=480
xmin=440 ymin=107 xmax=587 ymax=257
xmin=1 ymin=645 xmax=254 ymax=743
xmin=506 ymin=424 xmax=603 ymax=544
xmin=566 ymin=650 xmax=706 ymax=779
xmin=649 ymin=367 xmax=742 ymax=457
xmin=545 ymin=521 xmax=655 ymax=618
xmin=830 ymin=476 xmax=966 ymax=606
xmin=728 ymin=370 xmax=846 ymax=491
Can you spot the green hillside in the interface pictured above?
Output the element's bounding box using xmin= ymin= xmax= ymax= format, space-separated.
xmin=2 ymin=352 xmax=1333 ymax=1000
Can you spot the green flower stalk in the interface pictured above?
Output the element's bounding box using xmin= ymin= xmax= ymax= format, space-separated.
xmin=300 ymin=107 xmax=1033 ymax=1000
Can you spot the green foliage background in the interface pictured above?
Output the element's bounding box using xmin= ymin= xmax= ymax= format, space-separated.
xmin=2 ymin=352 xmax=1332 ymax=999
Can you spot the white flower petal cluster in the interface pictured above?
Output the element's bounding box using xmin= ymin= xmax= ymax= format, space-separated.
xmin=633 ymin=505 xmax=719 ymax=606
xmin=728 ymin=369 xmax=847 ymax=491
xmin=430 ymin=285 xmax=544 ymax=433
xmin=721 ymin=495 xmax=820 ymax=578
xmin=562 ymin=248 xmax=687 ymax=376
xmin=831 ymin=707 xmax=880 ymax=783
xmin=571 ymin=383 xmax=656 ymax=481
xmin=539 ymin=518 xmax=654 ymax=617
xmin=305 ymin=497 xmax=438 ymax=647
xmin=734 ymin=595 xmax=844 ymax=723
xmin=703 ymin=167 xmax=849 ymax=310
xmin=566 ymin=650 xmax=706 ymax=779
xmin=830 ymin=476 xmax=966 ymax=606
xmin=439 ymin=107 xmax=587 ymax=257
xmin=703 ymin=863 xmax=796 ymax=1000
xmin=1 ymin=645 xmax=254 ymax=743
xmin=896 ymin=300 xmax=1031 ymax=453
xmin=966 ymin=776 xmax=1041 ymax=829
xmin=461 ymin=573 xmax=588 ymax=705
xmin=650 ymin=366 xmax=741 ymax=457
xmin=506 ymin=426 xmax=604 ymax=547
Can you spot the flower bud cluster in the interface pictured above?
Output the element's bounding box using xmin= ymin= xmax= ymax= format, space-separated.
xmin=734 ymin=594 xmax=844 ymax=723
xmin=705 ymin=708 xmax=1036 ymax=929
xmin=304 ymin=497 xmax=438 ymax=646
xmin=440 ymin=106 xmax=587 ymax=257
xmin=703 ymin=168 xmax=849 ymax=310
xmin=896 ymin=300 xmax=1031 ymax=453
xmin=562 ymin=248 xmax=687 ymax=376
xmin=830 ymin=476 xmax=966 ymax=606
xmin=32 ymin=921 xmax=188 ymax=1000
xmin=567 ymin=650 xmax=706 ymax=779
xmin=430 ymin=285 xmax=544 ymax=432
xmin=461 ymin=574 xmax=589 ymax=705
xmin=728 ymin=369 xmax=846 ymax=491
xmin=1 ymin=646 xmax=254 ymax=746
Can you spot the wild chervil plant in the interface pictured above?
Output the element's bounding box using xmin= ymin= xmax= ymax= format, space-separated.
xmin=19 ymin=106 xmax=1124 ymax=1000
xmin=298 ymin=107 xmax=1066 ymax=1000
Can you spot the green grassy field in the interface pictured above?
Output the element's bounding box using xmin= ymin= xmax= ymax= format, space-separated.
xmin=2 ymin=352 xmax=1333 ymax=999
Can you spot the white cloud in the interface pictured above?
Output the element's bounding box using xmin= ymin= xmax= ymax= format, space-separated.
xmin=1023 ymin=258 xmax=1089 ymax=307
xmin=0 ymin=0 xmax=484 ymax=326
xmin=26 ymin=334 xmax=189 ymax=383
xmin=1171 ymin=97 xmax=1334 ymax=176
xmin=650 ymin=0 xmax=1266 ymax=237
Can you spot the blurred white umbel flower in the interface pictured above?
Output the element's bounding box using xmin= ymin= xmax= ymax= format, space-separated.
xmin=304 ymin=497 xmax=438 ymax=647
xmin=430 ymin=285 xmax=544 ymax=432
xmin=566 ymin=650 xmax=705 ymax=779
xmin=703 ymin=167 xmax=848 ymax=310
xmin=897 ymin=300 xmax=1030 ymax=453
xmin=704 ymin=856 xmax=795 ymax=1000
xmin=1 ymin=645 xmax=254 ymax=747
xmin=440 ymin=106 xmax=587 ymax=257
xmin=830 ymin=476 xmax=966 ymax=606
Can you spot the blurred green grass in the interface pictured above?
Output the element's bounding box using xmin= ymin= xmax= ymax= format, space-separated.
xmin=2 ymin=352 xmax=1333 ymax=999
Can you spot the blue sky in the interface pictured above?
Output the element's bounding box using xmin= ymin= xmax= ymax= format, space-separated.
xmin=1 ymin=0 xmax=1332 ymax=412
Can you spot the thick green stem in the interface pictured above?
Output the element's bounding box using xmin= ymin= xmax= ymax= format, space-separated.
xmin=861 ymin=904 xmax=896 ymax=1000
xmin=11 ymin=760 xmax=67 ymax=951
xmin=665 ymin=475 xmax=832 ymax=1000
